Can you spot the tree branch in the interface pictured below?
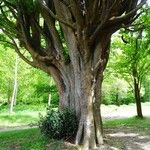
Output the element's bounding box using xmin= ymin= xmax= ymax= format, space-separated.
xmin=11 ymin=39 xmax=37 ymax=68
xmin=0 ymin=32 xmax=36 ymax=68
xmin=38 ymin=0 xmax=75 ymax=30
xmin=109 ymin=0 xmax=146 ymax=23
xmin=90 ymin=0 xmax=117 ymax=42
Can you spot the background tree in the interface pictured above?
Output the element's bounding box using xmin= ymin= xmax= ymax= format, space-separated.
xmin=10 ymin=54 xmax=18 ymax=113
xmin=0 ymin=44 xmax=15 ymax=105
xmin=143 ymin=76 xmax=150 ymax=101
xmin=0 ymin=43 xmax=58 ymax=108
xmin=0 ymin=0 xmax=146 ymax=149
xmin=106 ymin=9 xmax=150 ymax=117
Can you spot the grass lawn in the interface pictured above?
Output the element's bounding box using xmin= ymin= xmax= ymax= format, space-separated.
xmin=0 ymin=128 xmax=79 ymax=150
xmin=0 ymin=117 xmax=150 ymax=150
xmin=0 ymin=103 xmax=150 ymax=149
xmin=0 ymin=102 xmax=150 ymax=127
xmin=0 ymin=104 xmax=47 ymax=127
xmin=0 ymin=128 xmax=58 ymax=150
xmin=104 ymin=116 xmax=150 ymax=129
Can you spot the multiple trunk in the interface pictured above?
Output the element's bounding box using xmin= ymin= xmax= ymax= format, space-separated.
xmin=56 ymin=68 xmax=104 ymax=149
xmin=59 ymin=65 xmax=104 ymax=149
xmin=31 ymin=23 xmax=111 ymax=148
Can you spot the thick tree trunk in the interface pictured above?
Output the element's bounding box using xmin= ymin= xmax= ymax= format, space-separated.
xmin=48 ymin=49 xmax=106 ymax=149
xmin=56 ymin=67 xmax=104 ymax=149
xmin=33 ymin=27 xmax=110 ymax=149
xmin=41 ymin=25 xmax=111 ymax=149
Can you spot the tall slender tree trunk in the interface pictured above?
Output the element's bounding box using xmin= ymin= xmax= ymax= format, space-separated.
xmin=132 ymin=67 xmax=143 ymax=118
xmin=48 ymin=94 xmax=51 ymax=106
xmin=133 ymin=78 xmax=143 ymax=118
xmin=10 ymin=54 xmax=18 ymax=114
xmin=7 ymin=79 xmax=12 ymax=105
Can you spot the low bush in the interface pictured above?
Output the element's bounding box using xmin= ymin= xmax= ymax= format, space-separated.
xmin=38 ymin=107 xmax=78 ymax=140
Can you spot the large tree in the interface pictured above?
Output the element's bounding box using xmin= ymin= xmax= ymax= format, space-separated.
xmin=0 ymin=0 xmax=146 ymax=149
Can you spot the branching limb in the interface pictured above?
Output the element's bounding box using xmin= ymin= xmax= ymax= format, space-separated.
xmin=11 ymin=39 xmax=37 ymax=68
xmin=90 ymin=0 xmax=117 ymax=43
xmin=38 ymin=0 xmax=75 ymax=30
xmin=0 ymin=31 xmax=36 ymax=68
xmin=109 ymin=0 xmax=146 ymax=23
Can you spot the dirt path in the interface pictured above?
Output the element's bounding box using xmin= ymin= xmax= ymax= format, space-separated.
xmin=105 ymin=127 xmax=150 ymax=150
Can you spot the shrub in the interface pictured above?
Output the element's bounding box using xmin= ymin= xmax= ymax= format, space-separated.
xmin=38 ymin=107 xmax=78 ymax=140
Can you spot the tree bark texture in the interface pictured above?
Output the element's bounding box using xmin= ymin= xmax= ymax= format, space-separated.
xmin=0 ymin=0 xmax=145 ymax=149
xmin=32 ymin=29 xmax=109 ymax=149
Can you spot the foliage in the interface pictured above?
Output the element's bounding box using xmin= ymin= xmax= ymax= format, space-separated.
xmin=103 ymin=8 xmax=150 ymax=105
xmin=143 ymin=77 xmax=150 ymax=102
xmin=0 ymin=45 xmax=59 ymax=106
xmin=39 ymin=107 xmax=78 ymax=140
xmin=102 ymin=77 xmax=134 ymax=105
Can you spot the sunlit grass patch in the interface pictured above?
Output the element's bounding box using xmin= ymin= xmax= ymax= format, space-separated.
xmin=104 ymin=117 xmax=150 ymax=129
xmin=0 ymin=104 xmax=47 ymax=127
xmin=0 ymin=113 xmax=38 ymax=127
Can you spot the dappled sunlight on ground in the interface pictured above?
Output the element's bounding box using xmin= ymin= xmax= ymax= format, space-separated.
xmin=108 ymin=132 xmax=139 ymax=137
xmin=105 ymin=128 xmax=150 ymax=150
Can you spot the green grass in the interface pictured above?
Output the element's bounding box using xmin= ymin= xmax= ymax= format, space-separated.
xmin=0 ymin=117 xmax=150 ymax=150
xmin=0 ymin=114 xmax=39 ymax=127
xmin=104 ymin=117 xmax=150 ymax=129
xmin=0 ymin=128 xmax=50 ymax=150
xmin=0 ymin=104 xmax=60 ymax=127
xmin=0 ymin=128 xmax=79 ymax=150
xmin=0 ymin=104 xmax=47 ymax=127
xmin=0 ymin=103 xmax=150 ymax=128
xmin=0 ymin=104 xmax=47 ymax=112
xmin=0 ymin=103 xmax=150 ymax=149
